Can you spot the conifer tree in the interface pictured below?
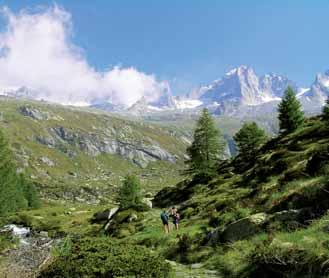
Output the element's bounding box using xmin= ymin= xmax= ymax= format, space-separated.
xmin=278 ymin=86 xmax=304 ymax=134
xmin=0 ymin=129 xmax=40 ymax=215
xmin=234 ymin=122 xmax=267 ymax=162
xmin=185 ymin=108 xmax=225 ymax=177
xmin=322 ymin=97 xmax=329 ymax=121
xmin=0 ymin=129 xmax=26 ymax=215
xmin=117 ymin=174 xmax=142 ymax=209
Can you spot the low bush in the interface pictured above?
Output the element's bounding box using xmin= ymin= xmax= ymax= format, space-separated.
xmin=249 ymin=241 xmax=329 ymax=278
xmin=0 ymin=232 xmax=18 ymax=253
xmin=39 ymin=237 xmax=173 ymax=278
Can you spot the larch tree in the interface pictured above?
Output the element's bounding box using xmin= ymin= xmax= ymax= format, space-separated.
xmin=185 ymin=108 xmax=225 ymax=178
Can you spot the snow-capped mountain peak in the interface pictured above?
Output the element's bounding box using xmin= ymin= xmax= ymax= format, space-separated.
xmin=196 ymin=65 xmax=289 ymax=107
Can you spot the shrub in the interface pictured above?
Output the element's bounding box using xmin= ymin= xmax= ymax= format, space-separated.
xmin=39 ymin=237 xmax=173 ymax=278
xmin=51 ymin=235 xmax=73 ymax=258
xmin=117 ymin=175 xmax=143 ymax=210
xmin=0 ymin=232 xmax=18 ymax=253
xmin=249 ymin=241 xmax=329 ymax=277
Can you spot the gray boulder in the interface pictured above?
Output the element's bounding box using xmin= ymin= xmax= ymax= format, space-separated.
xmin=35 ymin=135 xmax=56 ymax=148
xmin=91 ymin=207 xmax=119 ymax=223
xmin=19 ymin=106 xmax=49 ymax=120
xmin=142 ymin=198 xmax=153 ymax=208
xmin=221 ymin=212 xmax=268 ymax=242
xmin=271 ymin=209 xmax=301 ymax=222
xmin=40 ymin=156 xmax=55 ymax=167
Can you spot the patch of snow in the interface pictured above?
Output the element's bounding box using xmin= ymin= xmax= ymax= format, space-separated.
xmin=147 ymin=105 xmax=164 ymax=111
xmin=226 ymin=68 xmax=237 ymax=76
xmin=174 ymin=99 xmax=203 ymax=109
xmin=323 ymin=79 xmax=329 ymax=87
xmin=65 ymin=101 xmax=91 ymax=107
xmin=297 ymin=88 xmax=310 ymax=98
xmin=261 ymin=95 xmax=281 ymax=103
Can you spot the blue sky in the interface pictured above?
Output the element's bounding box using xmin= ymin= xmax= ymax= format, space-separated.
xmin=0 ymin=0 xmax=329 ymax=94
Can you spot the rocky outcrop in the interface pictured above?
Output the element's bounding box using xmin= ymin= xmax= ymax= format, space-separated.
xmin=39 ymin=156 xmax=55 ymax=167
xmin=19 ymin=105 xmax=63 ymax=121
xmin=37 ymin=183 xmax=112 ymax=205
xmin=35 ymin=126 xmax=177 ymax=168
xmin=19 ymin=106 xmax=49 ymax=120
xmin=35 ymin=135 xmax=56 ymax=148
xmin=209 ymin=209 xmax=305 ymax=245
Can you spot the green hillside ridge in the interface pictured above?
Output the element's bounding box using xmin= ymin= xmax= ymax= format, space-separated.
xmin=149 ymin=115 xmax=329 ymax=277
xmin=0 ymin=97 xmax=187 ymax=204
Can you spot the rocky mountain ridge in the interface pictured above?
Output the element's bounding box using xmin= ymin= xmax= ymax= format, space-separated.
xmin=3 ymin=65 xmax=328 ymax=118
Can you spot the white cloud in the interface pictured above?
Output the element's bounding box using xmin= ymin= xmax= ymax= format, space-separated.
xmin=0 ymin=5 xmax=167 ymax=107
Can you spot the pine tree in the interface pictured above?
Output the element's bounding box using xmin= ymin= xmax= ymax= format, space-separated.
xmin=0 ymin=129 xmax=27 ymax=215
xmin=0 ymin=129 xmax=40 ymax=215
xmin=117 ymin=175 xmax=142 ymax=209
xmin=322 ymin=97 xmax=329 ymax=121
xmin=234 ymin=122 xmax=267 ymax=162
xmin=185 ymin=108 xmax=225 ymax=177
xmin=278 ymin=86 xmax=304 ymax=134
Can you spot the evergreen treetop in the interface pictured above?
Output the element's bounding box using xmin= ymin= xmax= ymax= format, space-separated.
xmin=234 ymin=122 xmax=267 ymax=162
xmin=117 ymin=174 xmax=142 ymax=210
xmin=278 ymin=86 xmax=304 ymax=134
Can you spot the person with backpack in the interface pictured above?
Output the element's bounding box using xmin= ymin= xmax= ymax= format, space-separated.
xmin=173 ymin=211 xmax=180 ymax=231
xmin=160 ymin=209 xmax=170 ymax=234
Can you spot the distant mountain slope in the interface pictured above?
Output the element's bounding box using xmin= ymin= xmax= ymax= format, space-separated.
xmin=0 ymin=97 xmax=187 ymax=204
xmin=300 ymin=70 xmax=329 ymax=113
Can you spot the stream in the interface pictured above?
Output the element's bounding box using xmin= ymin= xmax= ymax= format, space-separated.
xmin=0 ymin=224 xmax=57 ymax=278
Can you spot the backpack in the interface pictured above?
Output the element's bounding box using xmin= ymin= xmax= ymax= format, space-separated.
xmin=160 ymin=212 xmax=168 ymax=222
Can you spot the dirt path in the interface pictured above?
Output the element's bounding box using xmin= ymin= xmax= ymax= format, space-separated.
xmin=147 ymin=209 xmax=221 ymax=277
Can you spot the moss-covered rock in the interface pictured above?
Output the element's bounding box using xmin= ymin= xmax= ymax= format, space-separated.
xmin=221 ymin=213 xmax=268 ymax=242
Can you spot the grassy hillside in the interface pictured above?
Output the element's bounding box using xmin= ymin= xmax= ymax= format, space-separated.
xmin=0 ymin=97 xmax=187 ymax=204
xmin=149 ymin=115 xmax=329 ymax=277
xmin=3 ymin=98 xmax=325 ymax=277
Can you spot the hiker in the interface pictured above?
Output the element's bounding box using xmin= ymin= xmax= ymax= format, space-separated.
xmin=160 ymin=210 xmax=170 ymax=233
xmin=173 ymin=211 xmax=180 ymax=231
xmin=170 ymin=206 xmax=177 ymax=216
